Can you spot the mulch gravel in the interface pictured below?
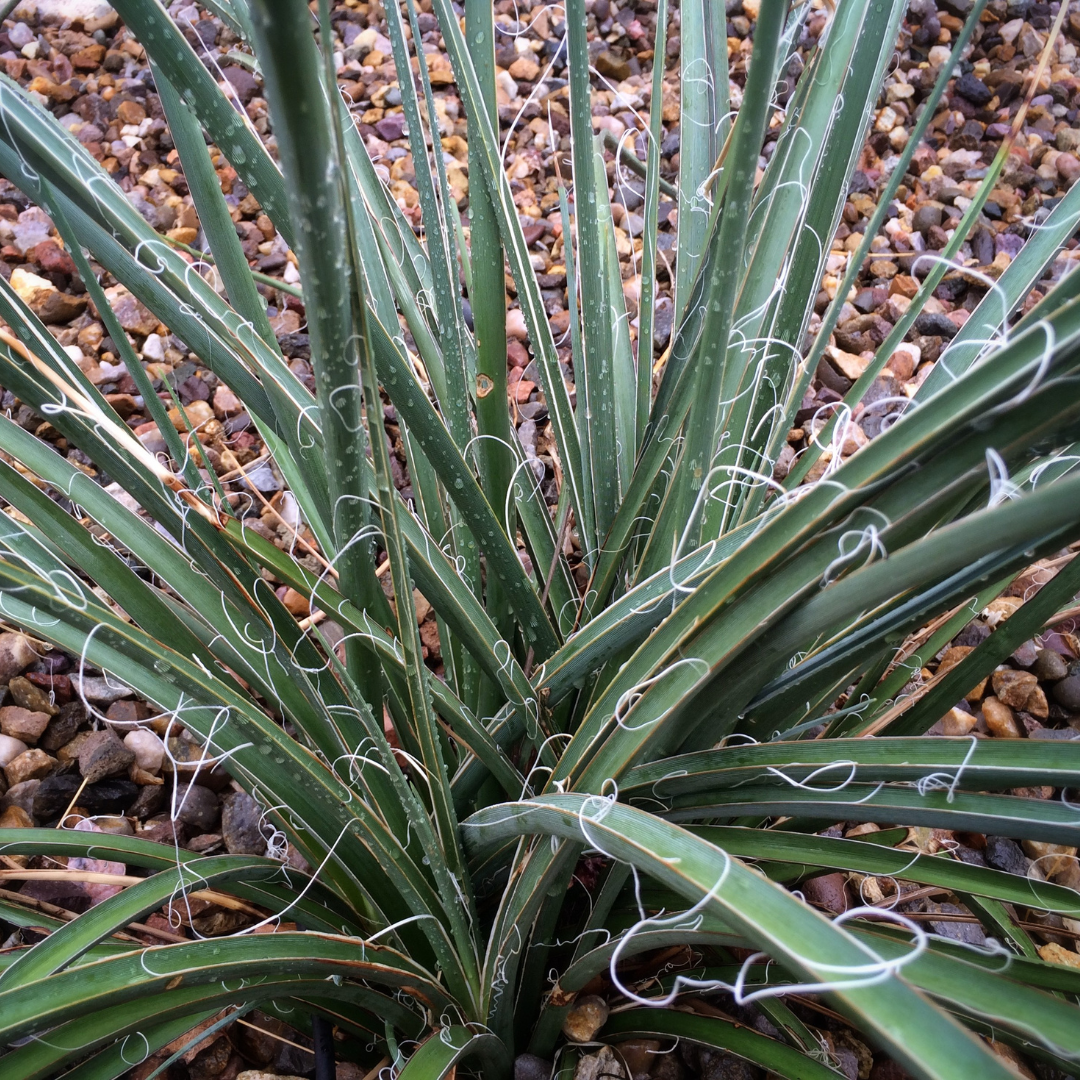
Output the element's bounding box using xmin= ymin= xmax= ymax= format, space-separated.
xmin=0 ymin=0 xmax=1078 ymax=1077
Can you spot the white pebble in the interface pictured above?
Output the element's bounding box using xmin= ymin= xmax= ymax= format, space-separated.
xmin=496 ymin=70 xmax=519 ymax=101
xmin=124 ymin=729 xmax=165 ymax=773
xmin=506 ymin=308 xmax=528 ymax=340
xmin=0 ymin=734 xmax=28 ymax=766
xmin=141 ymin=333 xmax=165 ymax=362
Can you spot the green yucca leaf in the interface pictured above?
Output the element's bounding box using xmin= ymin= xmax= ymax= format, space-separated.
xmin=603 ymin=1010 xmax=844 ymax=1080
xmin=0 ymin=0 xmax=1077 ymax=1074
xmin=463 ymin=794 xmax=1018 ymax=1079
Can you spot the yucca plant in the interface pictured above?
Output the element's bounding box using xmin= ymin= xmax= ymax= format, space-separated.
xmin=0 ymin=0 xmax=1078 ymax=1076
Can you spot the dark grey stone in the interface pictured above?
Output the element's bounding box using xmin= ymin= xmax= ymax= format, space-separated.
xmin=1052 ymin=674 xmax=1080 ymax=711
xmin=78 ymin=729 xmax=135 ymax=783
xmin=912 ymin=204 xmax=943 ymax=235
xmin=39 ymin=701 xmax=87 ymax=753
xmin=129 ymin=782 xmax=166 ymax=820
xmin=174 ymin=782 xmax=220 ymax=832
xmin=914 ymin=311 xmax=959 ymax=339
xmin=955 ymin=72 xmax=992 ymax=106
xmin=222 ymin=791 xmax=268 ymax=855
xmin=516 ymin=1054 xmax=553 ymax=1080
xmin=33 ymin=775 xmax=138 ymax=820
xmin=1033 ymin=649 xmax=1069 ymax=682
xmin=984 ymin=836 xmax=1029 ymax=876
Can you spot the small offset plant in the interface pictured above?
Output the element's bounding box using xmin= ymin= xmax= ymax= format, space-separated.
xmin=0 ymin=0 xmax=1079 ymax=1076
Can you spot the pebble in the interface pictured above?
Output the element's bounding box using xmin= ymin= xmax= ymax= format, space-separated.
xmin=1025 ymin=685 xmax=1049 ymax=719
xmin=0 ymin=633 xmax=37 ymax=683
xmin=506 ymin=309 xmax=528 ymax=340
xmin=954 ymin=71 xmax=992 ymax=105
xmin=924 ymin=900 xmax=987 ymax=946
xmin=57 ymin=731 xmax=93 ymax=765
xmin=24 ymin=671 xmax=72 ymax=705
xmin=0 ymin=734 xmax=29 ymax=766
xmin=1021 ymin=840 xmax=1077 ymax=878
xmin=615 ymin=1040 xmax=661 ymax=1079
xmin=507 ymin=339 xmax=530 ymax=368
xmin=653 ymin=295 xmax=674 ymax=348
xmin=10 ymin=267 xmax=85 ymax=322
xmin=1033 ymin=649 xmax=1069 ymax=682
xmin=515 ymin=1054 xmax=553 ymax=1080
xmin=982 ymin=696 xmax=1022 ymax=738
xmin=124 ymin=729 xmax=165 ymax=773
xmin=801 ymin=872 xmax=850 ymax=913
xmin=374 ymin=114 xmax=406 ymax=142
xmin=936 ymin=645 xmax=987 ymax=701
xmin=33 ymin=774 xmax=137 ymax=819
xmin=240 ymin=462 xmax=283 ymax=494
xmin=8 ymin=675 xmax=60 ymax=716
xmin=941 ymin=706 xmax=977 ymax=736
xmin=886 ymin=343 xmax=920 ymax=380
xmin=509 ymin=56 xmax=541 ymax=81
xmin=72 ymin=675 xmax=134 ymax=705
xmin=1029 ymin=727 xmax=1080 ymax=741
xmin=0 ymin=804 xmax=32 ymax=828
xmin=29 ymin=774 xmax=78 ymax=820
xmin=105 ymin=287 xmax=159 ymax=337
xmin=7 ymin=22 xmax=34 ymax=48
xmin=0 ymin=705 xmax=52 ymax=745
xmin=129 ymin=783 xmax=166 ymax=819
xmin=1 ymin=779 xmax=39 ymax=816
xmin=212 ymin=385 xmax=241 ymax=417
xmin=87 ymin=814 xmax=134 ymax=835
xmin=78 ymin=728 xmax=135 ymax=783
xmin=575 ymin=1048 xmax=625 ymax=1080
xmin=1058 ymin=154 xmax=1080 ymax=186
xmin=5 ymin=748 xmax=57 ymax=786
xmin=221 ymin=790 xmax=268 ymax=855
xmin=40 ymin=702 xmax=87 ymax=753
xmin=175 ymin=783 xmax=220 ymax=831
xmin=223 ymin=66 xmax=260 ymax=104
xmin=913 ymin=311 xmax=959 ymax=339
xmin=1010 ymin=639 xmax=1039 ymax=669
xmin=990 ymin=668 xmax=1037 ymax=709
xmin=911 ymin=204 xmax=943 ymax=235
xmin=1052 ymin=674 xmax=1080 ymax=711
xmin=1038 ymin=943 xmax=1080 ymax=969
xmin=141 ymin=333 xmax=165 ymax=362
xmin=236 ymin=1072 xmax=307 ymax=1080
xmin=985 ymin=836 xmax=1029 ymax=876
xmin=561 ymin=993 xmax=609 ymax=1042
xmin=19 ymin=875 xmax=91 ymax=915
